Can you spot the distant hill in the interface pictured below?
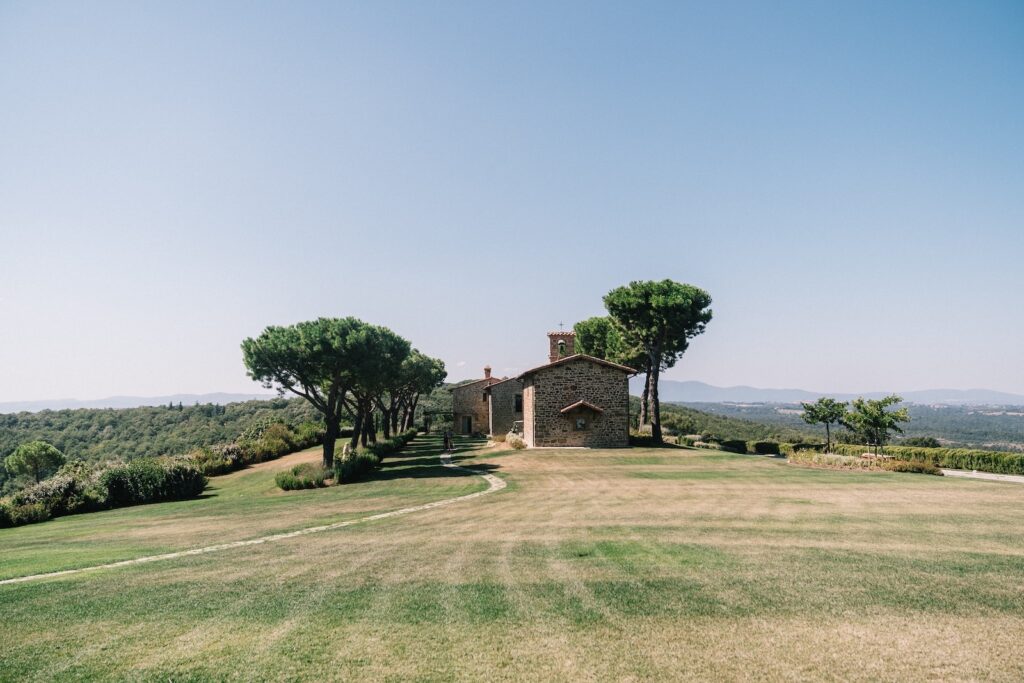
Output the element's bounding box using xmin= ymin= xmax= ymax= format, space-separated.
xmin=0 ymin=393 xmax=278 ymax=414
xmin=632 ymin=379 xmax=1024 ymax=406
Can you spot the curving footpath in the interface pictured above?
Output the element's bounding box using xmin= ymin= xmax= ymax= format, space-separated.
xmin=941 ymin=469 xmax=1024 ymax=484
xmin=0 ymin=449 xmax=505 ymax=587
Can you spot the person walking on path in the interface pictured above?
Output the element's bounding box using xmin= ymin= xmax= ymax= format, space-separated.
xmin=443 ymin=429 xmax=453 ymax=453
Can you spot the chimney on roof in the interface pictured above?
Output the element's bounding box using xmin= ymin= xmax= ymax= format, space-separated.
xmin=548 ymin=331 xmax=576 ymax=363
xmin=484 ymin=365 xmax=492 ymax=379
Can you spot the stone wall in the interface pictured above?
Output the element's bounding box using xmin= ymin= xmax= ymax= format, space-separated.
xmin=488 ymin=379 xmax=523 ymax=436
xmin=452 ymin=378 xmax=497 ymax=435
xmin=524 ymin=358 xmax=630 ymax=448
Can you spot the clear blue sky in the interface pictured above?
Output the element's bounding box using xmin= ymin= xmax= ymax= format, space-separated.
xmin=1 ymin=1 xmax=1022 ymax=402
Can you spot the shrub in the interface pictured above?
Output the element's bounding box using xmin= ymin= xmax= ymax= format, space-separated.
xmin=677 ymin=436 xmax=696 ymax=447
xmin=333 ymin=452 xmax=380 ymax=484
xmin=751 ymin=441 xmax=781 ymax=455
xmin=0 ymin=501 xmax=12 ymax=528
xmin=507 ymin=435 xmax=527 ymax=450
xmin=275 ymin=463 xmax=329 ymax=490
xmin=10 ymin=464 xmax=106 ymax=516
xmin=492 ymin=434 xmax=507 ymax=443
xmin=790 ymin=442 xmax=826 ymax=452
xmin=719 ymin=439 xmax=748 ymax=454
xmin=901 ymin=436 xmax=942 ymax=448
xmin=293 ymin=421 xmax=325 ymax=449
xmin=160 ymin=461 xmax=210 ymax=499
xmin=6 ymin=502 xmax=50 ymax=526
xmin=879 ymin=459 xmax=942 ymax=475
xmin=187 ymin=422 xmax=319 ymax=477
xmin=101 ymin=459 xmax=206 ymax=507
xmin=789 ymin=451 xmax=874 ymax=470
xmin=830 ymin=443 xmax=1024 ymax=475
xmin=186 ymin=446 xmax=238 ymax=476
xmin=245 ymin=422 xmax=297 ymax=462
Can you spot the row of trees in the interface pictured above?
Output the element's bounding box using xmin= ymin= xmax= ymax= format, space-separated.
xmin=241 ymin=317 xmax=446 ymax=468
xmin=801 ymin=395 xmax=911 ymax=454
xmin=575 ymin=279 xmax=713 ymax=443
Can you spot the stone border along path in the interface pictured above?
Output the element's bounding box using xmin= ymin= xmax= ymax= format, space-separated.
xmin=0 ymin=449 xmax=506 ymax=587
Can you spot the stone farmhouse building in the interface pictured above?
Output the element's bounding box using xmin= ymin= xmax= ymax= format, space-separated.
xmin=451 ymin=331 xmax=635 ymax=448
xmin=450 ymin=367 xmax=500 ymax=436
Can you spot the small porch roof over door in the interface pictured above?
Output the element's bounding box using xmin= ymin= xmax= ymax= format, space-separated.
xmin=559 ymin=400 xmax=605 ymax=415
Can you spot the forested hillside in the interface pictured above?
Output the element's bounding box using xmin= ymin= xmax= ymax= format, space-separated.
xmin=635 ymin=399 xmax=816 ymax=442
xmin=0 ymin=399 xmax=319 ymax=492
xmin=679 ymin=402 xmax=1024 ymax=451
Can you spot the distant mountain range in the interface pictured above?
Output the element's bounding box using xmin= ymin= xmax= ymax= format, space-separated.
xmin=4 ymin=382 xmax=1023 ymax=415
xmin=0 ymin=393 xmax=278 ymax=414
xmin=630 ymin=379 xmax=1024 ymax=406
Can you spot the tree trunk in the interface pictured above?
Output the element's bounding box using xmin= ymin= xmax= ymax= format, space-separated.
xmin=322 ymin=419 xmax=339 ymax=469
xmin=825 ymin=422 xmax=831 ymax=453
xmin=390 ymin=397 xmax=400 ymax=434
xmin=639 ymin=371 xmax=651 ymax=426
xmin=360 ymin=401 xmax=375 ymax=446
xmin=350 ymin=411 xmax=362 ymax=450
xmin=381 ymin=407 xmax=392 ymax=439
xmin=406 ymin=395 xmax=420 ymax=430
xmin=649 ymin=355 xmax=663 ymax=444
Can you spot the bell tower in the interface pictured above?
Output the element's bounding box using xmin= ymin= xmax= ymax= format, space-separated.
xmin=547 ymin=331 xmax=576 ymax=363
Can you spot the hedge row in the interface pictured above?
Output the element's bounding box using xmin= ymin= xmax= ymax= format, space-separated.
xmin=333 ymin=453 xmax=381 ymax=484
xmin=829 ymin=444 xmax=1024 ymax=475
xmin=187 ymin=420 xmax=325 ymax=476
xmin=751 ymin=441 xmax=782 ymax=455
xmin=0 ymin=459 xmax=207 ymax=528
xmin=276 ymin=429 xmax=419 ymax=490
xmin=675 ymin=437 xmax=783 ymax=456
xmin=788 ymin=451 xmax=941 ymax=475
xmin=275 ymin=462 xmax=330 ymax=490
xmin=366 ymin=429 xmax=418 ymax=459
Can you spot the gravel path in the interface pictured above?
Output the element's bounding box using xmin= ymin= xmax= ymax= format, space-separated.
xmin=941 ymin=469 xmax=1024 ymax=484
xmin=0 ymin=449 xmax=505 ymax=587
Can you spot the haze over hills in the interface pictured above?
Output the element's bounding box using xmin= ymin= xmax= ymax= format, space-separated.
xmin=6 ymin=381 xmax=1024 ymax=416
xmin=632 ymin=379 xmax=1024 ymax=406
xmin=0 ymin=393 xmax=277 ymax=414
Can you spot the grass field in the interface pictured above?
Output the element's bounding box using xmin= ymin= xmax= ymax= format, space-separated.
xmin=2 ymin=435 xmax=1024 ymax=681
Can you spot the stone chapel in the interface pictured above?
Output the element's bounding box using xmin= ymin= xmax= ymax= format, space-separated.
xmin=451 ymin=331 xmax=634 ymax=448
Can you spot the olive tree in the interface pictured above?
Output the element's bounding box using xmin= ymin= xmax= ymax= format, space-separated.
xmin=842 ymin=395 xmax=910 ymax=455
xmin=800 ymin=397 xmax=847 ymax=453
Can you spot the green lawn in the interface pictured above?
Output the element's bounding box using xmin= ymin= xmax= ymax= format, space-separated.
xmin=2 ymin=436 xmax=1023 ymax=681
